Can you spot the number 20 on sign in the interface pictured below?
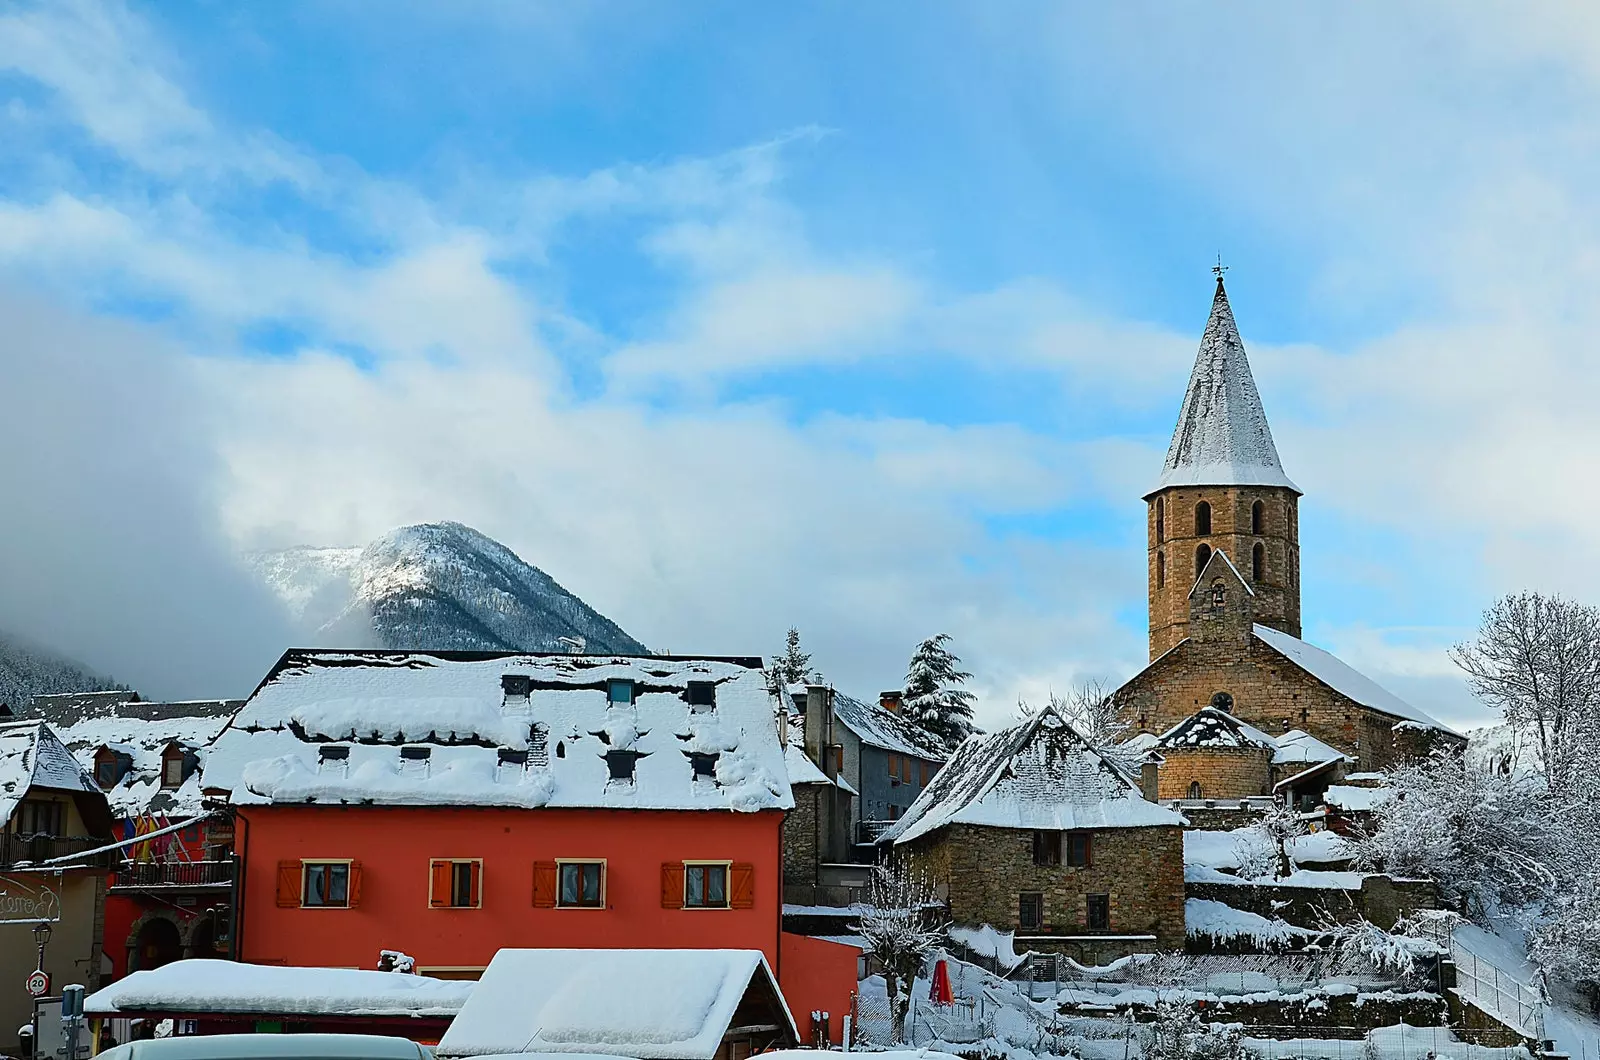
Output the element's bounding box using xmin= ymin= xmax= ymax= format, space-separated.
xmin=25 ymin=969 xmax=50 ymax=997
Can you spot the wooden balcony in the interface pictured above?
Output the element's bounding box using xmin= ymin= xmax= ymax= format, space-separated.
xmin=110 ymin=859 xmax=236 ymax=891
xmin=0 ymin=833 xmax=118 ymax=870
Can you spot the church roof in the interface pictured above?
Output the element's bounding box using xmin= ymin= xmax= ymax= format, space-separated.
xmin=1251 ymin=624 xmax=1461 ymax=737
xmin=1148 ymin=278 xmax=1300 ymax=498
xmin=1155 ymin=707 xmax=1276 ymax=750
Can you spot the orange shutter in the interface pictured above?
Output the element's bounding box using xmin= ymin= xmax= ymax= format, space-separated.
xmin=532 ymin=861 xmax=558 ymax=907
xmin=1084 ymin=833 xmax=1094 ymax=869
xmin=429 ymin=859 xmax=452 ymax=908
xmin=276 ymin=861 xmax=301 ymax=907
xmin=349 ymin=862 xmax=363 ymax=908
xmin=729 ymin=862 xmax=755 ymax=909
xmin=661 ymin=862 xmax=685 ymax=909
xmin=468 ymin=862 xmax=482 ymax=908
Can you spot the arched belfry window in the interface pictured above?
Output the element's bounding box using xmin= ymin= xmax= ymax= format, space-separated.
xmin=1195 ymin=543 xmax=1212 ymax=577
xmin=1251 ymin=500 xmax=1263 ymax=535
xmin=1252 ymin=542 xmax=1265 ymax=583
xmin=1195 ymin=501 xmax=1211 ymax=537
xmin=1156 ymin=498 xmax=1165 ymax=543
xmin=1157 ymin=551 xmax=1165 ymax=589
xmin=1188 ymin=781 xmax=1202 ymax=800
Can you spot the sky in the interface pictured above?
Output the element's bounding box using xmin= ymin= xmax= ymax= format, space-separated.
xmin=6 ymin=2 xmax=1600 ymax=730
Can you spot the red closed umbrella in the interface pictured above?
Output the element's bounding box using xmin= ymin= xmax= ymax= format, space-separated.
xmin=930 ymin=958 xmax=954 ymax=1006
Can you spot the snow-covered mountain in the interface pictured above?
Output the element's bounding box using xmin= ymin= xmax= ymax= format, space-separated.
xmin=247 ymin=522 xmax=649 ymax=655
xmin=0 ymin=632 xmax=123 ymax=713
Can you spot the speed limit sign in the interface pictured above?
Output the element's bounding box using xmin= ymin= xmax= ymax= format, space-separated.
xmin=25 ymin=969 xmax=50 ymax=997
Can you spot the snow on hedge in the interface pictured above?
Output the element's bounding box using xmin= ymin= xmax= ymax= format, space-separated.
xmin=83 ymin=959 xmax=471 ymax=1018
xmin=437 ymin=949 xmax=794 ymax=1059
xmin=1185 ymin=898 xmax=1320 ymax=947
xmin=205 ymin=652 xmax=790 ymax=813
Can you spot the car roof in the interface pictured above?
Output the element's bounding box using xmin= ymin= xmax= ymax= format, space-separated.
xmin=95 ymin=1035 xmax=429 ymax=1060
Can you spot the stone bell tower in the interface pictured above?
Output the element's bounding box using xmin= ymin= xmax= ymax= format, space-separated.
xmin=1145 ymin=274 xmax=1302 ymax=660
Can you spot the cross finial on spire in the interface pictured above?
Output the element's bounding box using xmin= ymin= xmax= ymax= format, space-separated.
xmin=1213 ymin=255 xmax=1229 ymax=283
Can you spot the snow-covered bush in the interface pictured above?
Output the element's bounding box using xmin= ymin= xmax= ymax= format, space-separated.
xmin=377 ymin=950 xmax=416 ymax=973
xmin=1140 ymin=999 xmax=1245 ymax=1060
xmin=1319 ymin=917 xmax=1443 ymax=989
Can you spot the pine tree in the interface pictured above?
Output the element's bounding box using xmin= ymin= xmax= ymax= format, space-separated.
xmin=903 ymin=633 xmax=977 ymax=750
xmin=765 ymin=627 xmax=815 ymax=696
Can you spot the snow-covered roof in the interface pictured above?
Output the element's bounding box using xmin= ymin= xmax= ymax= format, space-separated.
xmin=1190 ymin=548 xmax=1255 ymax=600
xmin=0 ymin=720 xmax=101 ymax=828
xmin=1251 ymin=625 xmax=1460 ymax=737
xmin=53 ymin=714 xmax=230 ymax=818
xmin=880 ymin=707 xmax=1184 ymax=846
xmin=1149 ymin=278 xmax=1300 ymax=497
xmin=1271 ymin=729 xmax=1348 ymax=766
xmin=1324 ymin=784 xmax=1390 ymax=813
xmin=83 ymin=959 xmax=471 ymax=1019
xmin=436 ymin=949 xmax=795 ymax=1059
xmin=830 ymin=691 xmax=949 ymax=761
xmin=784 ymin=745 xmax=830 ymax=786
xmin=204 ymin=651 xmax=791 ymax=813
xmin=1156 ymin=708 xmax=1275 ymax=751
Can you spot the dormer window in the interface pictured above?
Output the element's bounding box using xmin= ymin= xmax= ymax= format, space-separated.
xmin=93 ymin=747 xmax=126 ymax=788
xmin=686 ymin=682 xmax=716 ymax=712
xmin=502 ymin=674 xmax=532 ymax=697
xmin=605 ymin=749 xmax=644 ymax=783
xmin=161 ymin=746 xmax=187 ymax=789
xmin=497 ymin=749 xmax=529 ymax=780
xmin=400 ymin=746 xmax=432 ymax=777
xmin=688 ymin=752 xmax=718 ymax=780
xmin=318 ymin=745 xmax=350 ymax=777
xmin=607 ymin=679 xmax=636 ymax=706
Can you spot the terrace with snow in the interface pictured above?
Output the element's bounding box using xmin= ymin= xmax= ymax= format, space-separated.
xmin=202 ymin=651 xmax=791 ymax=813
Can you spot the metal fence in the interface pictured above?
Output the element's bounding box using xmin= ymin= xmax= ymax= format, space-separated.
xmin=1450 ymin=940 xmax=1544 ymax=1040
xmin=111 ymin=860 xmax=235 ymax=889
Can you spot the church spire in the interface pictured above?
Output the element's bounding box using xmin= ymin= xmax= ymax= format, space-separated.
xmin=1146 ymin=275 xmax=1299 ymax=498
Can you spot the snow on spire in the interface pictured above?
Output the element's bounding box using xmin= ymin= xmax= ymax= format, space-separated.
xmin=1147 ymin=275 xmax=1300 ymax=497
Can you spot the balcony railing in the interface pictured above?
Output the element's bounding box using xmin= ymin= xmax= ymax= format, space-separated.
xmin=856 ymin=820 xmax=896 ymax=845
xmin=0 ymin=833 xmax=118 ymax=870
xmin=111 ymin=860 xmax=236 ymax=890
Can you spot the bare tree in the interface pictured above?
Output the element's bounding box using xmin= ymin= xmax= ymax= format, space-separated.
xmin=855 ymin=862 xmax=947 ymax=1044
xmin=1452 ymin=592 xmax=1600 ymax=794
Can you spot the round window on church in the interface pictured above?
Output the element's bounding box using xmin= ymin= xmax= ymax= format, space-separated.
xmin=1210 ymin=691 xmax=1234 ymax=713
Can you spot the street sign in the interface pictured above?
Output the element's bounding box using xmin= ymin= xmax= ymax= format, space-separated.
xmin=25 ymin=969 xmax=51 ymax=997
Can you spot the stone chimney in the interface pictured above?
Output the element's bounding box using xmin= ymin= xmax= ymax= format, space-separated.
xmin=804 ymin=684 xmax=832 ymax=767
xmin=879 ymin=690 xmax=903 ymax=714
xmin=1139 ymin=759 xmax=1160 ymax=803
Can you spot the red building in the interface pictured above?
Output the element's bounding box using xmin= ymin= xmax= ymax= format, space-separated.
xmin=203 ymin=650 xmax=856 ymax=1043
xmin=34 ymin=692 xmax=240 ymax=980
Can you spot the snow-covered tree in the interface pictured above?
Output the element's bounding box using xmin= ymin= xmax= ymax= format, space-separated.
xmin=855 ymin=862 xmax=947 ymax=1044
xmin=765 ymin=627 xmax=815 ymax=697
xmin=1452 ymin=591 xmax=1600 ymax=796
xmin=1317 ymin=916 xmax=1443 ymax=990
xmin=903 ymin=634 xmax=977 ymax=750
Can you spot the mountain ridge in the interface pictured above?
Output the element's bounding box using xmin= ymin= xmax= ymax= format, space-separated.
xmin=248 ymin=521 xmax=649 ymax=656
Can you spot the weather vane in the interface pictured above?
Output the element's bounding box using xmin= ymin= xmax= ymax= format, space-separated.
xmin=1213 ymin=255 xmax=1229 ymax=281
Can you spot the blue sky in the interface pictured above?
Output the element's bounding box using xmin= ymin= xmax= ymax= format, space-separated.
xmin=6 ymin=1 xmax=1600 ymax=727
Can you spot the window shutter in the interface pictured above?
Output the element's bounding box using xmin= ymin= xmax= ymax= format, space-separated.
xmin=532 ymin=861 xmax=557 ymax=907
xmin=661 ymin=862 xmax=685 ymax=909
xmin=349 ymin=862 xmax=363 ymax=908
xmin=729 ymin=862 xmax=755 ymax=909
xmin=276 ymin=861 xmax=301 ymax=907
xmin=429 ymin=860 xmax=451 ymax=908
xmin=1085 ymin=833 xmax=1093 ymax=869
xmin=469 ymin=862 xmax=482 ymax=907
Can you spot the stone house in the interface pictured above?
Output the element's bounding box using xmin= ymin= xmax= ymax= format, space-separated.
xmin=1116 ymin=276 xmax=1465 ymax=775
xmin=881 ymin=707 xmax=1186 ymax=964
xmin=1149 ymin=706 xmax=1350 ymax=808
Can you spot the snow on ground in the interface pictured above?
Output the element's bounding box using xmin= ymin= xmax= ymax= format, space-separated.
xmin=1184 ymin=827 xmax=1275 ymax=873
xmin=1186 ymin=898 xmax=1319 ymax=947
xmin=1324 ymin=785 xmax=1389 ymax=812
xmin=1286 ymin=830 xmax=1353 ymax=865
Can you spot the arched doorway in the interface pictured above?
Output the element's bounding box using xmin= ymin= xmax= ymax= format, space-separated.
xmin=187 ymin=913 xmax=217 ymax=958
xmin=131 ymin=916 xmax=182 ymax=971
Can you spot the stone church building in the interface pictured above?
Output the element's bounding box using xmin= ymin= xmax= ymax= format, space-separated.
xmin=1113 ymin=276 xmax=1465 ymax=777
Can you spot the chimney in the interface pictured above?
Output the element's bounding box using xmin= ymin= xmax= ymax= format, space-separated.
xmin=879 ymin=691 xmax=903 ymax=714
xmin=804 ymin=684 xmax=831 ymax=767
xmin=1139 ymin=759 xmax=1160 ymax=803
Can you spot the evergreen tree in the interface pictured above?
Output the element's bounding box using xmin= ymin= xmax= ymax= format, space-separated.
xmin=765 ymin=627 xmax=815 ymax=696
xmin=903 ymin=633 xmax=977 ymax=750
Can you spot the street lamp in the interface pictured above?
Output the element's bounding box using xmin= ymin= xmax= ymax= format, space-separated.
xmin=32 ymin=921 xmax=50 ymax=970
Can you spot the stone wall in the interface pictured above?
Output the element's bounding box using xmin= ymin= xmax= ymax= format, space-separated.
xmin=784 ymin=784 xmax=821 ymax=887
xmin=1157 ymin=745 xmax=1272 ymax=800
xmin=901 ymin=822 xmax=1185 ymax=952
xmin=1184 ymin=874 xmax=1437 ymax=930
xmin=1148 ymin=485 xmax=1301 ymax=658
